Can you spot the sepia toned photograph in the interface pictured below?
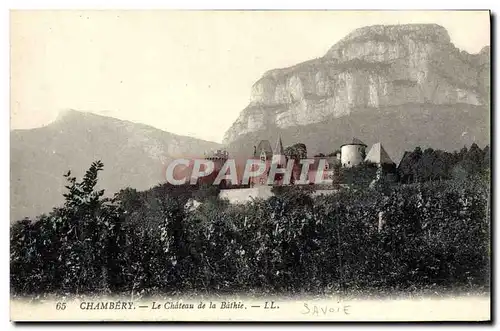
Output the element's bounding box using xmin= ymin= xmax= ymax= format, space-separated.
xmin=9 ymin=10 xmax=491 ymax=322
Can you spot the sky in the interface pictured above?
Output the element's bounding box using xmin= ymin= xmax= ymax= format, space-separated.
xmin=10 ymin=10 xmax=490 ymax=143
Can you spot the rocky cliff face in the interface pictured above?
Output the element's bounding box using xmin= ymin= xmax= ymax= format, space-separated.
xmin=223 ymin=24 xmax=490 ymax=144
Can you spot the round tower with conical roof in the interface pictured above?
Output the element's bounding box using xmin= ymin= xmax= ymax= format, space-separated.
xmin=340 ymin=137 xmax=367 ymax=168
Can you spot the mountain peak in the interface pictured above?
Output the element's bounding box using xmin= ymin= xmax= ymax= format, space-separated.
xmin=56 ymin=108 xmax=83 ymax=119
xmin=325 ymin=23 xmax=450 ymax=59
xmin=55 ymin=109 xmax=118 ymax=121
xmin=223 ymin=23 xmax=489 ymax=161
xmin=342 ymin=23 xmax=448 ymax=41
xmin=480 ymin=45 xmax=490 ymax=55
xmin=11 ymin=110 xmax=222 ymax=222
xmin=54 ymin=109 xmax=99 ymax=124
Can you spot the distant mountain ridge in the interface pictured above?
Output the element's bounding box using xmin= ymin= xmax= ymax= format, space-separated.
xmin=11 ymin=110 xmax=221 ymax=222
xmin=223 ymin=23 xmax=490 ymax=162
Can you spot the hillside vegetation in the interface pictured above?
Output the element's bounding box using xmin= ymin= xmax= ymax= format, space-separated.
xmin=11 ymin=154 xmax=490 ymax=298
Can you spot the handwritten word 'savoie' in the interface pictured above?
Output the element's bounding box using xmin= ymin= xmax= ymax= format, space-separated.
xmin=301 ymin=303 xmax=351 ymax=316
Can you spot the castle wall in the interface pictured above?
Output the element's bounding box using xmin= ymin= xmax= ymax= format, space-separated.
xmin=219 ymin=186 xmax=274 ymax=204
xmin=219 ymin=187 xmax=338 ymax=204
xmin=249 ymin=159 xmax=271 ymax=186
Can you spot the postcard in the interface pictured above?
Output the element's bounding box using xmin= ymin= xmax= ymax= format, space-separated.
xmin=10 ymin=10 xmax=491 ymax=322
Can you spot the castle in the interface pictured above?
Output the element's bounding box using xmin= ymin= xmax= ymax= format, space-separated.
xmin=203 ymin=136 xmax=395 ymax=188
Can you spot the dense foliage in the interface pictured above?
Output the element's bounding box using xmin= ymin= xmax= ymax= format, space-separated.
xmin=284 ymin=143 xmax=307 ymax=160
xmin=398 ymin=143 xmax=490 ymax=183
xmin=11 ymin=159 xmax=490 ymax=297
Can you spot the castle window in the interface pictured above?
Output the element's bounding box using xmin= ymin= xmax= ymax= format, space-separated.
xmin=260 ymin=178 xmax=265 ymax=185
xmin=348 ymin=161 xmax=351 ymax=165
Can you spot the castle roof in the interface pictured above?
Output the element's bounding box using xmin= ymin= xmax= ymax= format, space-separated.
xmin=205 ymin=149 xmax=229 ymax=159
xmin=364 ymin=142 xmax=394 ymax=164
xmin=340 ymin=137 xmax=367 ymax=148
xmin=255 ymin=140 xmax=273 ymax=158
xmin=273 ymin=135 xmax=285 ymax=155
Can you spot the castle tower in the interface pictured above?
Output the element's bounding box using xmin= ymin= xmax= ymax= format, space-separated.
xmin=271 ymin=135 xmax=287 ymax=166
xmin=255 ymin=140 xmax=273 ymax=161
xmin=340 ymin=137 xmax=367 ymax=168
xmin=250 ymin=140 xmax=273 ymax=187
xmin=204 ymin=149 xmax=229 ymax=186
xmin=364 ymin=142 xmax=394 ymax=165
xmin=206 ymin=149 xmax=229 ymax=171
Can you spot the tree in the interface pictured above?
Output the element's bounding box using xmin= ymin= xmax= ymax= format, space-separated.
xmin=398 ymin=147 xmax=423 ymax=183
xmin=462 ymin=143 xmax=485 ymax=176
xmin=459 ymin=146 xmax=469 ymax=160
xmin=284 ymin=143 xmax=307 ymax=160
xmin=483 ymin=145 xmax=491 ymax=170
xmin=192 ymin=183 xmax=221 ymax=202
xmin=396 ymin=145 xmax=484 ymax=183
xmin=284 ymin=143 xmax=308 ymax=184
xmin=57 ymin=161 xmax=125 ymax=293
xmin=420 ymin=148 xmax=447 ymax=181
